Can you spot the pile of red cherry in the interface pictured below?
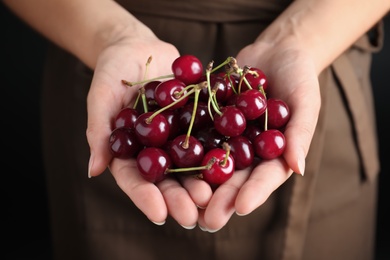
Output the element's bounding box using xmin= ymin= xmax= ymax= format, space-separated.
xmin=109 ymin=55 xmax=290 ymax=187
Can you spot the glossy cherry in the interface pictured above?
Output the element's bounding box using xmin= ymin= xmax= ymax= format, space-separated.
xmin=253 ymin=129 xmax=286 ymax=160
xmin=113 ymin=107 xmax=139 ymax=130
xmin=142 ymin=80 xmax=161 ymax=111
xmin=171 ymin=54 xmax=204 ymax=85
xmin=134 ymin=112 xmax=170 ymax=147
xmin=154 ymin=79 xmax=188 ymax=110
xmin=109 ymin=127 xmax=142 ymax=159
xmin=214 ymin=106 xmax=247 ymax=137
xmin=201 ymin=147 xmax=235 ymax=186
xmin=260 ymin=98 xmax=290 ymax=129
xmin=161 ymin=109 xmax=182 ymax=139
xmin=199 ymin=74 xmax=233 ymax=103
xmin=168 ymin=135 xmax=204 ymax=168
xmin=244 ymin=67 xmax=268 ymax=91
xmin=235 ymin=89 xmax=267 ymax=120
xmin=179 ymin=101 xmax=213 ymax=131
xmin=137 ymin=147 xmax=172 ymax=183
xmin=227 ymin=135 xmax=254 ymax=170
xmin=195 ymin=127 xmax=227 ymax=152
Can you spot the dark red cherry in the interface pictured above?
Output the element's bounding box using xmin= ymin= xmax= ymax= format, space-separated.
xmin=179 ymin=101 xmax=213 ymax=131
xmin=227 ymin=135 xmax=254 ymax=170
xmin=244 ymin=67 xmax=268 ymax=91
xmin=235 ymin=89 xmax=267 ymax=120
xmin=199 ymin=74 xmax=232 ymax=103
xmin=195 ymin=127 xmax=227 ymax=152
xmin=243 ymin=123 xmax=262 ymax=143
xmin=168 ymin=135 xmax=204 ymax=168
xmin=113 ymin=107 xmax=139 ymax=130
xmin=201 ymin=147 xmax=235 ymax=186
xmin=259 ymin=98 xmax=290 ymax=129
xmin=154 ymin=79 xmax=188 ymax=110
xmin=136 ymin=147 xmax=172 ymax=183
xmin=171 ymin=54 xmax=204 ymax=85
xmin=109 ymin=127 xmax=142 ymax=159
xmin=134 ymin=112 xmax=170 ymax=147
xmin=143 ymin=80 xmax=161 ymax=111
xmin=161 ymin=109 xmax=182 ymax=139
xmin=217 ymin=72 xmax=240 ymax=94
xmin=253 ymin=129 xmax=286 ymax=160
xmin=214 ymin=106 xmax=247 ymax=137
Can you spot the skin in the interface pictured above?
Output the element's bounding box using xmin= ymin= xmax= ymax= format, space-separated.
xmin=3 ymin=0 xmax=390 ymax=231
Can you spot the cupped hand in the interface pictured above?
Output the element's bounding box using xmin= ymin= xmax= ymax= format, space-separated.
xmin=86 ymin=33 xmax=213 ymax=227
xmin=198 ymin=38 xmax=322 ymax=231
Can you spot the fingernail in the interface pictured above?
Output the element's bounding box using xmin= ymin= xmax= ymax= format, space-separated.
xmin=207 ymin=228 xmax=221 ymax=233
xmin=297 ymin=150 xmax=305 ymax=176
xmin=88 ymin=153 xmax=94 ymax=178
xmin=199 ymin=225 xmax=208 ymax=232
xmin=236 ymin=211 xmax=249 ymax=217
xmin=196 ymin=204 xmax=206 ymax=209
xmin=181 ymin=224 xmax=197 ymax=230
xmin=151 ymin=220 xmax=166 ymax=226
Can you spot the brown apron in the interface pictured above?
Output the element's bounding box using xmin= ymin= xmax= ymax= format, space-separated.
xmin=41 ymin=1 xmax=382 ymax=259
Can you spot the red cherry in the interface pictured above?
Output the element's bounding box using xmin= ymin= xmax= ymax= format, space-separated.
xmin=171 ymin=54 xmax=204 ymax=85
xmin=168 ymin=135 xmax=204 ymax=168
xmin=154 ymin=79 xmax=188 ymax=110
xmin=243 ymin=123 xmax=262 ymax=143
xmin=134 ymin=112 xmax=170 ymax=147
xmin=214 ymin=106 xmax=247 ymax=137
xmin=109 ymin=127 xmax=142 ymax=159
xmin=161 ymin=109 xmax=182 ymax=139
xmin=201 ymin=147 xmax=235 ymax=186
xmin=260 ymin=98 xmax=290 ymax=129
xmin=217 ymin=72 xmax=239 ymax=95
xmin=195 ymin=127 xmax=227 ymax=152
xmin=227 ymin=135 xmax=254 ymax=170
xmin=235 ymin=89 xmax=267 ymax=120
xmin=199 ymin=74 xmax=232 ymax=103
xmin=142 ymin=80 xmax=161 ymax=111
xmin=136 ymin=147 xmax=172 ymax=183
xmin=253 ymin=129 xmax=286 ymax=160
xmin=244 ymin=67 xmax=268 ymax=91
xmin=179 ymin=101 xmax=213 ymax=131
xmin=113 ymin=107 xmax=139 ymax=130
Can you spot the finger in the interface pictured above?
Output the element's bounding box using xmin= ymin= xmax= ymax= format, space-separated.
xmin=86 ymin=70 xmax=127 ymax=178
xmin=282 ymin=76 xmax=320 ymax=176
xmin=178 ymin=175 xmax=213 ymax=209
xmin=110 ymin=158 xmax=168 ymax=224
xmin=200 ymin=167 xmax=252 ymax=231
xmin=156 ymin=177 xmax=199 ymax=229
xmin=235 ymin=157 xmax=293 ymax=215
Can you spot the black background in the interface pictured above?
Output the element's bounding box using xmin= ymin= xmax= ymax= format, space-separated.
xmin=1 ymin=3 xmax=389 ymax=259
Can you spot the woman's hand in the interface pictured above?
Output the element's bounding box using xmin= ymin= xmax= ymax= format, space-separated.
xmin=198 ymin=37 xmax=321 ymax=231
xmin=86 ymin=33 xmax=214 ymax=227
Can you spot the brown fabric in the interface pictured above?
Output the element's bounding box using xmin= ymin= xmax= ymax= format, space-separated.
xmin=116 ymin=0 xmax=293 ymax=23
xmin=41 ymin=3 xmax=382 ymax=260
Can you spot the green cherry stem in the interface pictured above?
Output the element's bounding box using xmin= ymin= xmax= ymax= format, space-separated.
xmin=166 ymin=157 xmax=216 ymax=175
xmin=206 ymin=62 xmax=222 ymax=118
xmin=182 ymin=83 xmax=206 ymax=148
xmin=220 ymin=142 xmax=231 ymax=167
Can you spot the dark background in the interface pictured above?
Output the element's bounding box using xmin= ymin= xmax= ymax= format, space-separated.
xmin=1 ymin=3 xmax=389 ymax=259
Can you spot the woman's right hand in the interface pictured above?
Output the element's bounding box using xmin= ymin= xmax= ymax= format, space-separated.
xmin=86 ymin=28 xmax=214 ymax=228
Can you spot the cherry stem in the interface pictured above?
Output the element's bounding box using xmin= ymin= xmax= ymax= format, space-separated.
xmin=221 ymin=142 xmax=231 ymax=167
xmin=167 ymin=157 xmax=216 ymax=174
xmin=209 ymin=56 xmax=234 ymax=74
xmin=206 ymin=63 xmax=222 ymax=117
xmin=122 ymin=74 xmax=173 ymax=87
xmin=259 ymin=86 xmax=268 ymax=131
xmin=183 ymin=83 xmax=206 ymax=148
